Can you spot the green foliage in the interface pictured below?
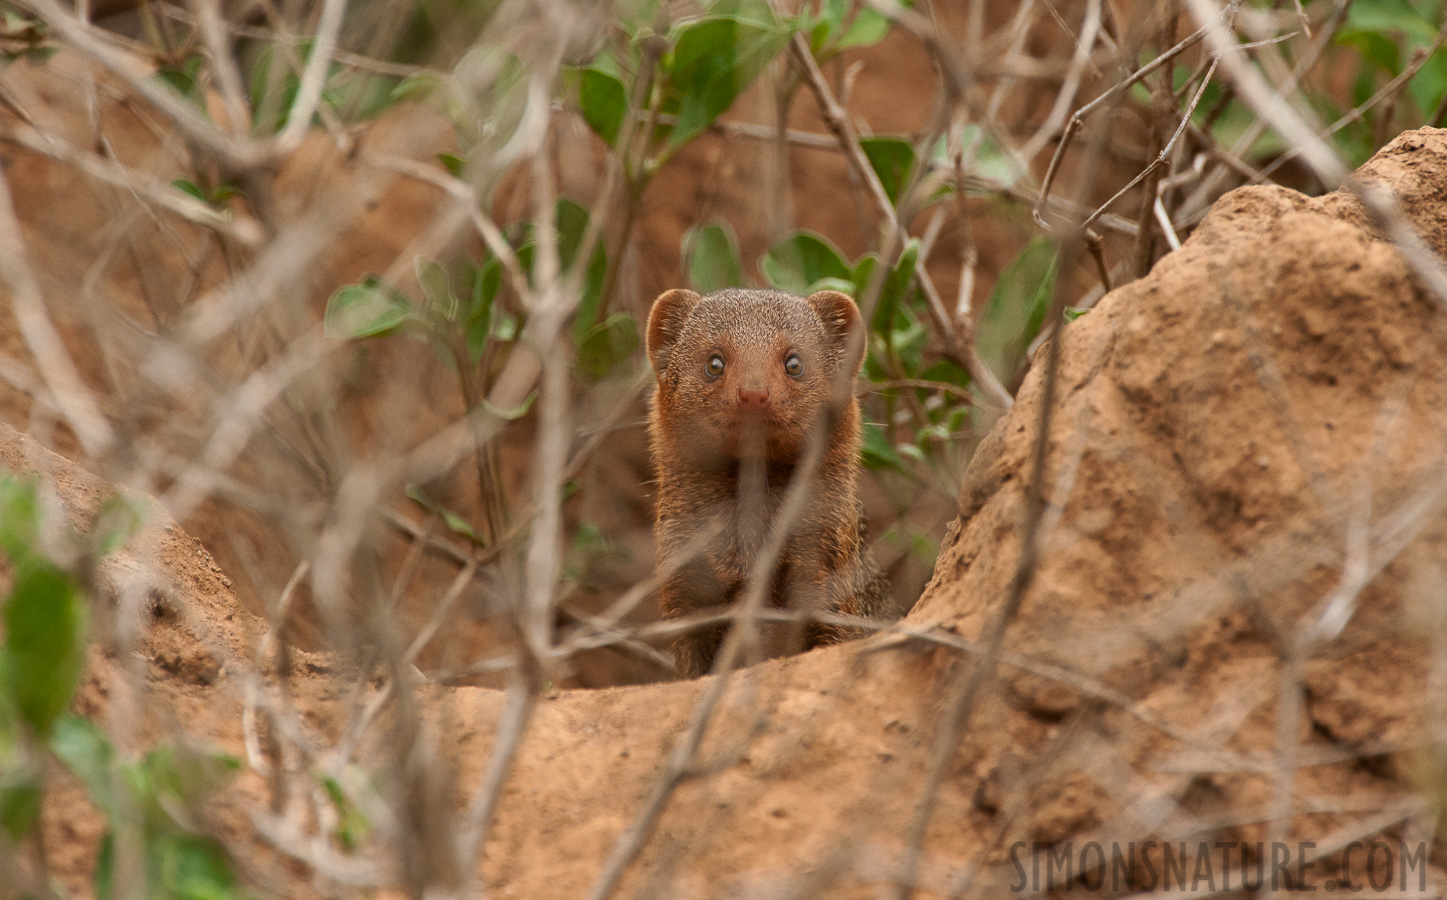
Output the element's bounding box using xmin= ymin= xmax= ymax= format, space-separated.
xmin=757 ymin=232 xmax=973 ymax=476
xmin=877 ymin=520 xmax=938 ymax=566
xmin=808 ymin=0 xmax=907 ymax=60
xmin=0 ymin=768 xmax=40 ymax=840
xmin=394 ymin=49 xmax=527 ymax=150
xmin=0 ymin=475 xmax=240 ymax=895
xmin=556 ymin=198 xmax=610 ymax=343
xmin=573 ymin=7 xmax=798 ymax=161
xmin=248 ymin=41 xmax=338 ymax=134
xmin=321 ymin=773 xmax=372 ymax=853
xmin=860 ymin=421 xmax=908 ymax=474
xmin=466 ymin=258 xmax=503 ymax=362
xmin=665 ymin=15 xmax=792 ymax=149
xmin=934 ymin=126 xmax=1025 ymax=191
xmin=171 ymin=178 xmax=241 ymax=209
xmin=860 ymin=136 xmax=917 ymax=204
xmin=867 ymin=238 xmax=920 ymax=342
xmin=405 ymin=485 xmax=485 ymax=545
xmin=54 ymin=716 xmax=243 ymax=900
xmin=682 ymin=220 xmax=743 ymax=294
xmin=246 ymin=39 xmax=401 ymax=135
xmin=0 ymin=7 xmax=54 ymax=68
xmin=577 ymin=313 xmax=640 ymax=382
xmin=324 ymin=277 xmax=414 ymax=339
xmin=324 ymin=196 xmax=637 ymax=553
xmin=577 ymin=64 xmax=628 ymax=147
xmin=155 ymin=55 xmax=209 ymax=111
xmin=3 ymin=565 xmax=86 ymax=739
xmin=49 ymin=715 xmax=112 ymax=806
xmin=561 ymin=521 xmax=630 ymax=588
xmin=0 ymin=475 xmax=40 ymax=561
xmin=761 ymin=231 xmax=853 ymax=294
xmin=979 ymin=238 xmax=1057 ymax=383
xmin=0 ymin=478 xmax=86 ymax=740
xmin=1337 ymin=0 xmax=1447 ymax=124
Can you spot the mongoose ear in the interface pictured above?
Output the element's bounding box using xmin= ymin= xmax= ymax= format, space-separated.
xmin=806 ymin=290 xmax=866 ymax=373
xmin=646 ymin=289 xmax=701 ymax=373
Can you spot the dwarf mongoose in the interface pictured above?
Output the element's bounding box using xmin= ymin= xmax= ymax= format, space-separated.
xmin=646 ymin=287 xmax=899 ymax=677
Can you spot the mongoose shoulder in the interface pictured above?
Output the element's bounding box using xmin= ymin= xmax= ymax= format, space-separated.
xmin=645 ymin=287 xmax=899 ymax=678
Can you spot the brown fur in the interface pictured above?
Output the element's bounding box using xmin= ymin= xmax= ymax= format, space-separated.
xmin=646 ymin=287 xmax=900 ymax=678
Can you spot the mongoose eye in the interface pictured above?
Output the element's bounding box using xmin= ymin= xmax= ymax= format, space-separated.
xmin=705 ymin=354 xmax=725 ymax=379
xmin=784 ymin=353 xmax=804 ymax=378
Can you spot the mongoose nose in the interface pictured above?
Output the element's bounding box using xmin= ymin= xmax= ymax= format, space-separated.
xmin=736 ymin=387 xmax=771 ymax=410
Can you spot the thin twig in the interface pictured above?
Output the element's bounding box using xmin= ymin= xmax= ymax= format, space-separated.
xmin=788 ymin=33 xmax=1014 ymax=410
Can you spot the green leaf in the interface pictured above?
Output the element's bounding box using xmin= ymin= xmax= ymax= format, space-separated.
xmin=705 ymin=0 xmax=782 ymax=27
xmin=860 ymin=137 xmax=916 ymax=204
xmin=682 ymin=220 xmax=743 ymax=294
xmin=555 ymin=199 xmax=608 ymax=342
xmin=1340 ymin=0 xmax=1437 ymax=47
xmin=850 ymin=253 xmax=880 ymax=299
xmin=578 ymin=66 xmax=628 ymax=146
xmin=392 ymin=70 xmax=449 ymax=103
xmin=322 ymin=775 xmax=372 ymax=853
xmin=248 ymin=43 xmax=297 ymax=135
xmin=466 ymin=258 xmax=502 ymax=362
xmin=1063 ymin=306 xmax=1089 ymax=322
xmin=760 ymin=231 xmax=852 ymax=294
xmin=160 ymin=833 xmax=237 ymax=900
xmin=331 ymin=72 xmax=402 ymax=123
xmin=939 ymin=125 xmax=1026 ymax=190
xmin=859 ymin=422 xmax=907 ymax=474
xmin=416 ymin=259 xmax=458 ymax=321
xmin=878 ymin=521 xmax=937 ymax=563
xmin=171 ymin=179 xmax=206 ymax=203
xmin=812 ymin=0 xmax=901 ymax=56
xmin=0 ymin=773 xmax=40 ymax=840
xmin=405 ymin=485 xmax=484 ymax=545
xmin=1337 ymin=28 xmax=1400 ymax=73
xmin=51 ymin=715 xmax=115 ymax=814
xmin=155 ymin=56 xmax=207 ymax=111
xmin=95 ymin=831 xmax=115 ymax=899
xmin=919 ymin=357 xmax=971 ymax=391
xmin=870 ymin=239 xmax=920 ymax=338
xmin=835 ymin=7 xmax=891 ymax=50
xmin=1409 ymin=49 xmax=1447 ymax=119
xmin=0 ymin=476 xmax=40 ymax=564
xmin=130 ymin=746 xmax=240 ymax=844
xmin=808 ymin=0 xmax=848 ymax=53
xmin=437 ymin=152 xmax=465 ymax=177
xmin=3 ymin=565 xmax=86 ymax=737
xmin=248 ymin=39 xmax=343 ymax=134
xmin=577 ymin=313 xmax=640 ymax=381
xmin=324 ymin=279 xmax=413 ymax=340
xmin=980 ymin=238 xmax=1058 ymax=382
xmin=809 ymin=276 xmax=858 ymax=295
xmin=665 ymin=16 xmax=790 ymax=148
xmin=211 ymin=182 xmax=241 ymax=204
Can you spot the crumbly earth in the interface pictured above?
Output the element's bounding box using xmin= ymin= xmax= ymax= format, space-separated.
xmin=5 ymin=126 xmax=1447 ymax=898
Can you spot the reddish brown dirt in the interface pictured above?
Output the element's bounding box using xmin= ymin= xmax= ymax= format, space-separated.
xmin=6 ymin=128 xmax=1447 ymax=897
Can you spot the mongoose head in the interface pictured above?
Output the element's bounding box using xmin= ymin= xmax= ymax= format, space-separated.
xmin=646 ymin=288 xmax=865 ymax=463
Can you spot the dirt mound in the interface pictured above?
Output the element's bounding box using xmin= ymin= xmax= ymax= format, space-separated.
xmin=12 ymin=129 xmax=1447 ymax=897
